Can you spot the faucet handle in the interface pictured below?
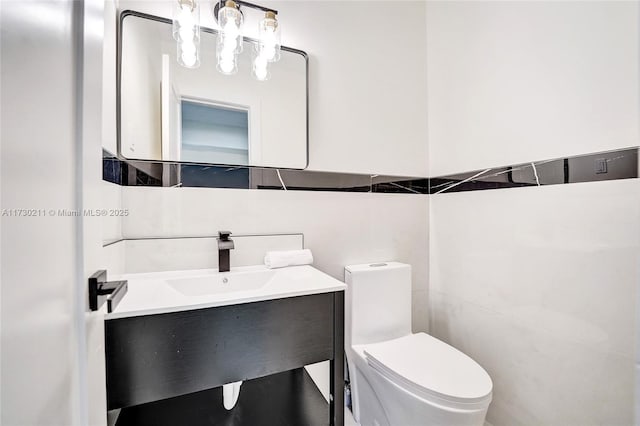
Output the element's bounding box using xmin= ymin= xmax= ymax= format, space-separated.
xmin=218 ymin=230 xmax=232 ymax=241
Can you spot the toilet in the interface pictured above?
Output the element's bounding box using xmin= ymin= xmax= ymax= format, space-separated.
xmin=345 ymin=262 xmax=493 ymax=426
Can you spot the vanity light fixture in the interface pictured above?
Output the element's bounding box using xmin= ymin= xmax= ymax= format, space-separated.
xmin=216 ymin=0 xmax=243 ymax=75
xmin=257 ymin=11 xmax=280 ymax=62
xmin=252 ymin=11 xmax=281 ymax=81
xmin=172 ymin=0 xmax=201 ymax=68
xmin=172 ymin=0 xmax=281 ymax=80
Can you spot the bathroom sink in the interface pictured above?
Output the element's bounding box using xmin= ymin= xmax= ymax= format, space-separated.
xmin=167 ymin=269 xmax=275 ymax=297
xmin=106 ymin=265 xmax=346 ymax=319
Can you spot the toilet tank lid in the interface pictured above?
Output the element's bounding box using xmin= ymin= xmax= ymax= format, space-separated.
xmin=345 ymin=262 xmax=410 ymax=273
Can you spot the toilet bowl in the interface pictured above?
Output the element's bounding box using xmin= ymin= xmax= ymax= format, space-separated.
xmin=345 ymin=262 xmax=492 ymax=426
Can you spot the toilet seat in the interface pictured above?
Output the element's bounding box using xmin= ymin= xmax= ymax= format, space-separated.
xmin=359 ymin=333 xmax=492 ymax=409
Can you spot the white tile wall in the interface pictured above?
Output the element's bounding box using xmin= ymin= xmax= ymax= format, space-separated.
xmin=102 ymin=181 xmax=122 ymax=243
xmin=102 ymin=241 xmax=126 ymax=276
xmin=108 ymin=186 xmax=429 ymax=411
xmin=111 ymin=0 xmax=429 ymax=177
xmin=430 ymin=179 xmax=640 ymax=425
xmin=106 ymin=233 xmax=303 ymax=274
xmin=119 ymin=186 xmax=430 ymax=331
xmin=100 ymin=180 xmax=124 ymax=280
xmin=426 ymin=1 xmax=639 ymax=176
xmin=426 ymin=2 xmax=640 ymax=423
xmin=431 ymin=291 xmax=634 ymax=425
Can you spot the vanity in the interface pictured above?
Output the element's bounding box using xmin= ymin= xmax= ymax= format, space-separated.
xmin=104 ymin=265 xmax=345 ymax=426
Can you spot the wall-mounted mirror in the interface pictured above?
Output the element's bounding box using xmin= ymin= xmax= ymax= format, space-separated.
xmin=118 ymin=12 xmax=308 ymax=169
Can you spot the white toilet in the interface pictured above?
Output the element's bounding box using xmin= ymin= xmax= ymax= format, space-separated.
xmin=345 ymin=262 xmax=493 ymax=426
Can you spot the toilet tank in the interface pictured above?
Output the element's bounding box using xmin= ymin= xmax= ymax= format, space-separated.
xmin=345 ymin=262 xmax=412 ymax=347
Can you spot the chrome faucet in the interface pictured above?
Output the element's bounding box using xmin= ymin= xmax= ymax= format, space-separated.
xmin=217 ymin=231 xmax=234 ymax=272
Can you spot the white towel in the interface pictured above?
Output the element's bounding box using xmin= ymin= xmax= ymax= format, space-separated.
xmin=264 ymin=249 xmax=314 ymax=269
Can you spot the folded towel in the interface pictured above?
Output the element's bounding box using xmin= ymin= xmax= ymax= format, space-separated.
xmin=264 ymin=249 xmax=314 ymax=269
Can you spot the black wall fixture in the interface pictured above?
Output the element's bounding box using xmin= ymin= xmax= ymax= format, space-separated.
xmin=89 ymin=270 xmax=128 ymax=313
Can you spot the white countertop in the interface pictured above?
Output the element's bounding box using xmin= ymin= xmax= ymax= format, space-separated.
xmin=107 ymin=265 xmax=346 ymax=319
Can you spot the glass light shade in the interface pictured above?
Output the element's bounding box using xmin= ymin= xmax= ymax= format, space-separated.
xmin=257 ymin=12 xmax=280 ymax=63
xmin=217 ymin=1 xmax=243 ymax=54
xmin=172 ymin=0 xmax=200 ymax=43
xmin=217 ymin=48 xmax=238 ymax=75
xmin=252 ymin=53 xmax=271 ymax=81
xmin=178 ymin=38 xmax=200 ymax=68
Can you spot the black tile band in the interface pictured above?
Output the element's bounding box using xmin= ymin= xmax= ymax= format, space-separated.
xmin=103 ymin=152 xmax=429 ymax=194
xmin=430 ymin=147 xmax=638 ymax=194
xmin=104 ymin=147 xmax=638 ymax=195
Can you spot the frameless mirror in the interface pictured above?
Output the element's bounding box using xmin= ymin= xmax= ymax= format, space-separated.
xmin=118 ymin=12 xmax=308 ymax=169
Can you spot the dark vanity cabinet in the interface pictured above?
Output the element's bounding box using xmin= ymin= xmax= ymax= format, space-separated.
xmin=105 ymin=291 xmax=344 ymax=426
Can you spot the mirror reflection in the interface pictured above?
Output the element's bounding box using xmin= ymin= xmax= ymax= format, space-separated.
xmin=119 ymin=13 xmax=308 ymax=169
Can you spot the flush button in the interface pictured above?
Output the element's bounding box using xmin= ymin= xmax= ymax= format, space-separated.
xmin=369 ymin=263 xmax=387 ymax=267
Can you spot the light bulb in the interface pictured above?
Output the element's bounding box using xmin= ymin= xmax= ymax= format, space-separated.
xmin=217 ymin=0 xmax=243 ymax=54
xmin=258 ymin=12 xmax=280 ymax=63
xmin=178 ymin=26 xmax=195 ymax=42
xmin=217 ymin=55 xmax=237 ymax=74
xmin=217 ymin=46 xmax=237 ymax=74
xmin=262 ymin=29 xmax=276 ymax=52
xmin=216 ymin=36 xmax=238 ymax=74
xmin=173 ymin=0 xmax=199 ymax=42
xmin=181 ymin=51 xmax=197 ymax=67
xmin=178 ymin=39 xmax=199 ymax=68
xmin=219 ymin=58 xmax=235 ymax=74
xmin=223 ymin=20 xmax=239 ymax=39
xmin=252 ymin=54 xmax=270 ymax=81
xmin=220 ymin=48 xmax=234 ymax=61
xmin=173 ymin=0 xmax=200 ymax=68
xmin=177 ymin=5 xmax=194 ymax=38
xmin=262 ymin=45 xmax=276 ymax=62
xmin=254 ymin=54 xmax=268 ymax=68
xmin=254 ymin=65 xmax=269 ymax=81
xmin=221 ymin=35 xmax=238 ymax=54
xmin=181 ymin=41 xmax=196 ymax=54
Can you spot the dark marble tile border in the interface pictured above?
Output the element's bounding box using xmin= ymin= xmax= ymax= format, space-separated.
xmin=102 ymin=151 xmax=429 ymax=194
xmin=103 ymin=147 xmax=638 ymax=195
xmin=430 ymin=147 xmax=638 ymax=194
